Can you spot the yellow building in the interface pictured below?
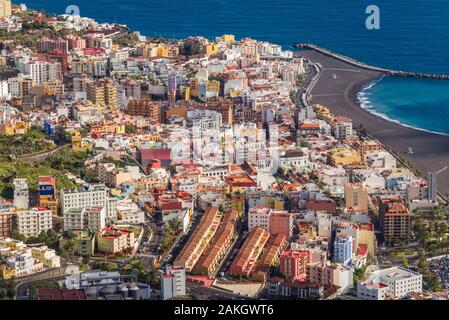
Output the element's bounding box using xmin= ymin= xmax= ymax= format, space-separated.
xmin=263 ymin=197 xmax=285 ymax=211
xmin=328 ymin=147 xmax=363 ymax=166
xmin=90 ymin=123 xmax=125 ymax=135
xmin=0 ymin=265 xmax=16 ymax=279
xmin=0 ymin=0 xmax=12 ymax=18
xmin=314 ymin=104 xmax=335 ymax=124
xmin=45 ymin=80 xmax=65 ymax=96
xmin=207 ymin=80 xmax=220 ymax=95
xmin=0 ymin=121 xmax=28 ymax=136
xmin=70 ymin=129 xmax=92 ymax=152
xmin=86 ymin=79 xmax=118 ymax=109
xmin=206 ymin=43 xmax=219 ymax=56
xmin=221 ymin=34 xmax=235 ymax=43
xmin=184 ymin=87 xmax=190 ymax=101
xmin=97 ymin=226 xmax=135 ymax=254
xmin=39 ymin=196 xmax=58 ymax=216
xmin=31 ymin=246 xmax=61 ymax=268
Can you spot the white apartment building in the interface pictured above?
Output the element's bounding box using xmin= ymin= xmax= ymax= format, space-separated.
xmin=334 ymin=116 xmax=353 ymax=140
xmin=248 ymin=207 xmax=271 ymax=231
xmin=0 ymin=80 xmax=10 ymax=99
xmin=22 ymin=61 xmax=62 ymax=85
xmin=16 ymin=207 xmax=52 ymax=238
xmin=6 ymin=250 xmax=44 ymax=277
xmin=357 ymin=266 xmax=422 ymax=300
xmin=115 ymin=198 xmax=145 ymax=225
xmin=63 ymin=206 xmax=106 ymax=232
xmin=61 ymin=184 xmax=116 ymax=218
xmin=161 ymin=266 xmax=186 ymax=300
xmin=13 ymin=178 xmax=29 ymax=210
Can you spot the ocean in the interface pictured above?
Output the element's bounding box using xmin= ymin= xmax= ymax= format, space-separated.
xmin=22 ymin=0 xmax=449 ymax=135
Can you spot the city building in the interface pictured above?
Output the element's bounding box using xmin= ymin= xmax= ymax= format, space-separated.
xmin=357 ymin=267 xmax=422 ymax=300
xmin=97 ymin=226 xmax=135 ymax=254
xmin=38 ymin=176 xmax=58 ymax=216
xmin=248 ymin=207 xmax=293 ymax=240
xmin=61 ymin=185 xmax=116 ymax=218
xmin=378 ymin=196 xmax=411 ymax=244
xmin=174 ymin=206 xmax=222 ymax=271
xmin=63 ymin=206 xmax=106 ymax=232
xmin=13 ymin=178 xmax=29 ymax=210
xmin=229 ymin=226 xmax=270 ymax=277
xmin=16 ymin=207 xmax=53 ymax=238
xmin=307 ymin=261 xmax=353 ymax=293
xmin=193 ymin=210 xmax=238 ymax=276
xmin=280 ymin=249 xmax=311 ymax=280
xmin=59 ymin=230 xmax=96 ymax=256
xmin=333 ymin=116 xmax=353 ymax=140
xmin=428 ymin=172 xmax=438 ymax=202
xmin=126 ymin=99 xmax=160 ymax=122
xmin=161 ymin=266 xmax=186 ymax=300
xmin=253 ymin=233 xmax=286 ymax=282
xmin=0 ymin=210 xmax=16 ymax=237
xmin=333 ymin=235 xmax=353 ymax=266
xmin=344 ymin=183 xmax=368 ymax=213
xmin=0 ymin=0 xmax=12 ymax=18
xmin=31 ymin=246 xmax=61 ymax=268
xmin=86 ymin=79 xmax=118 ymax=109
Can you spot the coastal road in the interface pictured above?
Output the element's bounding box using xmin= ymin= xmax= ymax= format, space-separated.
xmin=297 ymin=50 xmax=449 ymax=197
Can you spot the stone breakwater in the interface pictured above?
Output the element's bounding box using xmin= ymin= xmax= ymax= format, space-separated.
xmin=293 ymin=43 xmax=449 ymax=80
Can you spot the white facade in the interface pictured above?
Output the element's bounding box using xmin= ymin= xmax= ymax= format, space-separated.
xmin=161 ymin=266 xmax=186 ymax=300
xmin=13 ymin=178 xmax=29 ymax=210
xmin=248 ymin=207 xmax=270 ymax=231
xmin=0 ymin=81 xmax=10 ymax=99
xmin=61 ymin=185 xmax=115 ymax=217
xmin=16 ymin=207 xmax=53 ymax=237
xmin=357 ymin=267 xmax=422 ymax=300
xmin=63 ymin=206 xmax=106 ymax=232
xmin=22 ymin=61 xmax=61 ymax=85
xmin=6 ymin=250 xmax=44 ymax=277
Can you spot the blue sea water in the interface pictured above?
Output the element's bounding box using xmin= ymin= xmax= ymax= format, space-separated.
xmin=22 ymin=0 xmax=449 ymax=135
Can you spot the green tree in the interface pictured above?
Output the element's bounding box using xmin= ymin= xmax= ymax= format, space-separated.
xmin=10 ymin=229 xmax=26 ymax=242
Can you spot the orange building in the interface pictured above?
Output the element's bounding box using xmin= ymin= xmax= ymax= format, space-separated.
xmin=253 ymin=233 xmax=286 ymax=282
xmin=228 ymin=226 xmax=269 ymax=277
xmin=126 ymin=99 xmax=160 ymax=122
xmin=279 ymin=249 xmax=311 ymax=280
xmin=193 ymin=210 xmax=238 ymax=276
xmin=378 ymin=196 xmax=411 ymax=244
xmin=173 ymin=206 xmax=222 ymax=271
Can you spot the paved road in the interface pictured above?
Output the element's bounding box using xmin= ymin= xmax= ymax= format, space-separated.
xmin=15 ymin=267 xmax=66 ymax=300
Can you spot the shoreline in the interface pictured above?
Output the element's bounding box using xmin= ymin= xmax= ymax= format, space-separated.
xmin=297 ymin=49 xmax=449 ymax=196
xmin=356 ymin=77 xmax=449 ymax=138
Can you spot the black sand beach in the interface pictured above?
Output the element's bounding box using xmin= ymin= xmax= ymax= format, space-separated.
xmin=297 ymin=50 xmax=449 ymax=196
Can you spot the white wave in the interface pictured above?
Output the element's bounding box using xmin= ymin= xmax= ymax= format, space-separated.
xmin=356 ymin=77 xmax=449 ymax=137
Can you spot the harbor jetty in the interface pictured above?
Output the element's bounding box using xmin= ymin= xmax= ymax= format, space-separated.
xmin=293 ymin=43 xmax=449 ymax=80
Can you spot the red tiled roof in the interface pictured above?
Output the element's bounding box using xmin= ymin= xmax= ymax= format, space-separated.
xmin=37 ymin=288 xmax=87 ymax=300
xmin=161 ymin=202 xmax=182 ymax=211
xmin=140 ymin=148 xmax=172 ymax=161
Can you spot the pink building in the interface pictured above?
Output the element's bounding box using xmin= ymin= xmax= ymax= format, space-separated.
xmin=37 ymin=38 xmax=69 ymax=53
xmin=280 ymin=250 xmax=311 ymax=279
xmin=66 ymin=35 xmax=87 ymax=50
xmin=268 ymin=212 xmax=293 ymax=240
